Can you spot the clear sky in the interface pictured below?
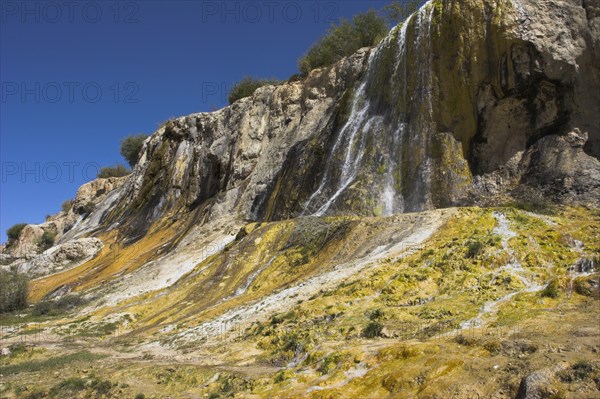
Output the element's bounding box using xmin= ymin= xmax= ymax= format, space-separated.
xmin=0 ymin=0 xmax=415 ymax=242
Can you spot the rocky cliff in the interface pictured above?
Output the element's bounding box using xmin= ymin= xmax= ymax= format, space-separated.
xmin=1 ymin=0 xmax=598 ymax=288
xmin=5 ymin=0 xmax=600 ymax=273
xmin=71 ymin=0 xmax=597 ymax=246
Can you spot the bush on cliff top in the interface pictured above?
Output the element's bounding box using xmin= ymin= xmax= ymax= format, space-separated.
xmin=97 ymin=164 xmax=131 ymax=179
xmin=228 ymin=77 xmax=282 ymax=104
xmin=298 ymin=9 xmax=388 ymax=75
xmin=6 ymin=223 xmax=27 ymax=243
xmin=120 ymin=134 xmax=148 ymax=168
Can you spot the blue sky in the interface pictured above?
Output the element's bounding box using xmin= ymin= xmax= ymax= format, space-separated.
xmin=0 ymin=0 xmax=412 ymax=242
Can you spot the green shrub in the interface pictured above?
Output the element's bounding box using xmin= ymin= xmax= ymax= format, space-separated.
xmin=281 ymin=330 xmax=312 ymax=354
xmin=6 ymin=223 xmax=27 ymax=243
xmin=228 ymin=77 xmax=281 ymax=104
xmin=53 ymin=377 xmax=87 ymax=393
xmin=298 ymin=10 xmax=388 ymax=75
xmin=466 ymin=240 xmax=484 ymax=258
xmin=369 ymin=308 xmax=385 ymax=320
xmin=120 ymin=134 xmax=148 ymax=168
xmin=90 ymin=379 xmax=112 ymax=395
xmin=363 ymin=321 xmax=384 ymax=338
xmin=541 ymin=279 xmax=560 ymax=298
xmin=8 ymin=343 xmax=27 ymax=357
xmin=383 ymin=0 xmax=421 ymax=25
xmin=317 ymin=353 xmax=347 ymax=374
xmin=61 ymin=199 xmax=74 ymax=213
xmin=0 ymin=269 xmax=28 ymax=313
xmin=558 ymin=361 xmax=595 ymax=383
xmin=31 ymin=301 xmax=53 ymax=316
xmin=32 ymin=294 xmax=86 ymax=316
xmin=97 ymin=164 xmax=131 ymax=178
xmin=0 ymin=351 xmax=105 ymax=376
xmin=511 ymin=197 xmax=554 ymax=215
xmin=37 ymin=230 xmax=57 ymax=252
xmin=274 ymin=369 xmax=295 ymax=383
xmin=23 ymin=391 xmax=46 ymax=399
xmin=135 ymin=394 xmax=146 ymax=399
xmin=455 ymin=334 xmax=478 ymax=346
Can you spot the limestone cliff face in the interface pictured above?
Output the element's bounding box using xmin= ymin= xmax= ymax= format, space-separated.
xmin=5 ymin=0 xmax=600 ymax=251
xmin=1 ymin=177 xmax=125 ymax=273
xmin=92 ymin=0 xmax=598 ymax=241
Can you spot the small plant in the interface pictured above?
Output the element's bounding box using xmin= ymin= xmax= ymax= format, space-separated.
xmin=53 ymin=377 xmax=86 ymax=393
xmin=317 ymin=353 xmax=346 ymax=374
xmin=6 ymin=223 xmax=27 ymax=243
xmin=377 ymin=345 xmax=420 ymax=360
xmin=31 ymin=301 xmax=53 ymax=316
xmin=383 ymin=0 xmax=420 ymax=25
xmin=97 ymin=164 xmax=131 ymax=178
xmin=37 ymin=230 xmax=57 ymax=252
xmin=483 ymin=339 xmax=502 ymax=354
xmin=23 ymin=391 xmax=46 ymax=399
xmin=90 ymin=379 xmax=112 ymax=395
xmin=465 ymin=240 xmax=484 ymax=258
xmin=228 ymin=76 xmax=281 ymax=104
xmin=120 ymin=134 xmax=148 ymax=168
xmin=274 ymin=369 xmax=295 ymax=383
xmin=61 ymin=199 xmax=74 ymax=213
xmin=455 ymin=334 xmax=478 ymax=346
xmin=298 ymin=9 xmax=388 ymax=75
xmin=31 ymin=294 xmax=85 ymax=316
xmin=558 ymin=361 xmax=595 ymax=383
xmin=541 ymin=279 xmax=560 ymax=298
xmin=8 ymin=343 xmax=27 ymax=357
xmin=363 ymin=321 xmax=384 ymax=338
xmin=369 ymin=308 xmax=385 ymax=320
xmin=135 ymin=394 xmax=146 ymax=399
xmin=0 ymin=269 xmax=29 ymax=313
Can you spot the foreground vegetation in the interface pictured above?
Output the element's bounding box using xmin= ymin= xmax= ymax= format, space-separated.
xmin=0 ymin=269 xmax=28 ymax=314
xmin=1 ymin=206 xmax=598 ymax=398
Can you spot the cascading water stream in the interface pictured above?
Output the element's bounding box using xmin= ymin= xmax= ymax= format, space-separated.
xmin=460 ymin=212 xmax=544 ymax=329
xmin=301 ymin=78 xmax=373 ymax=216
xmin=303 ymin=2 xmax=436 ymax=217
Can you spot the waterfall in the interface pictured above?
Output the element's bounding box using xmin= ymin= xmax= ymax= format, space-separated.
xmin=302 ymin=80 xmax=373 ymax=216
xmin=303 ymin=1 xmax=436 ymax=217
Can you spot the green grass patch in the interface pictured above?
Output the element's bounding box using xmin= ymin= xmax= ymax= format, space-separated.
xmin=0 ymin=351 xmax=106 ymax=376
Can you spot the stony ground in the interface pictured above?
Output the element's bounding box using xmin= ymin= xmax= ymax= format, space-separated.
xmin=1 ymin=205 xmax=599 ymax=399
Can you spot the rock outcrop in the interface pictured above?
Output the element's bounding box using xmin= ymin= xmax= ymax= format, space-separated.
xmin=5 ymin=238 xmax=103 ymax=277
xmin=2 ymin=177 xmax=125 ymax=272
xmin=3 ymin=0 xmax=600 ymax=264
xmin=87 ymin=0 xmax=599 ymax=243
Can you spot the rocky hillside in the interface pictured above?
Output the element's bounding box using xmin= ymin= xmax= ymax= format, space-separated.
xmin=1 ymin=1 xmax=599 ymax=399
xmin=95 ymin=0 xmax=600 ymax=239
xmin=4 ymin=0 xmax=599 ymax=261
